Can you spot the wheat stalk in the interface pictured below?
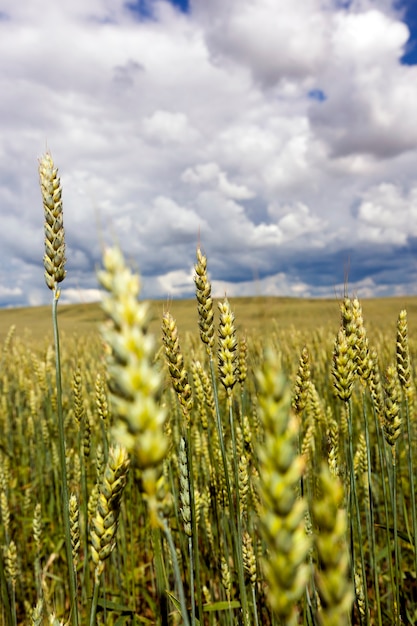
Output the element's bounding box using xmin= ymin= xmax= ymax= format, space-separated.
xmin=39 ymin=152 xmax=79 ymax=626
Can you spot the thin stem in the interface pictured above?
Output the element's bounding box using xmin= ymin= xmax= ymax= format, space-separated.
xmin=376 ymin=423 xmax=397 ymax=622
xmin=89 ymin=574 xmax=100 ymax=626
xmin=188 ymin=535 xmax=196 ymax=626
xmin=186 ymin=428 xmax=203 ymax=625
xmin=161 ymin=517 xmax=191 ymax=626
xmin=251 ymin=585 xmax=260 ymax=626
xmin=208 ymin=357 xmax=246 ymax=623
xmin=227 ymin=396 xmax=249 ymax=625
xmin=389 ymin=449 xmax=401 ymax=626
xmin=347 ymin=399 xmax=369 ymax=625
xmin=362 ymin=392 xmax=383 ymax=626
xmin=80 ymin=438 xmax=90 ymax=602
xmin=404 ymin=396 xmax=417 ymax=581
xmin=208 ymin=357 xmax=232 ymax=504
xmin=153 ymin=527 xmax=169 ymax=626
xmin=7 ymin=580 xmax=16 ymax=626
xmin=52 ymin=292 xmax=79 ymax=626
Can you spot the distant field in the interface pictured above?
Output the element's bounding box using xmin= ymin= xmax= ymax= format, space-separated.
xmin=1 ymin=294 xmax=417 ymax=344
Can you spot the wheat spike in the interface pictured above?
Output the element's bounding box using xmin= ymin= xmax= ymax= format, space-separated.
xmin=218 ymin=298 xmax=238 ymax=394
xmin=194 ymin=247 xmax=215 ymax=352
xmin=256 ymin=348 xmax=311 ymax=624
xmin=39 ymin=153 xmax=66 ymax=293
xmin=312 ymin=463 xmax=353 ymax=625
xmin=90 ymin=445 xmax=130 ymax=581
xmin=396 ymin=310 xmax=412 ymax=397
xmin=162 ymin=312 xmax=193 ymax=420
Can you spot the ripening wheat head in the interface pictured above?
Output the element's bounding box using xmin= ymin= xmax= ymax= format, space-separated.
xmin=39 ymin=153 xmax=66 ymax=293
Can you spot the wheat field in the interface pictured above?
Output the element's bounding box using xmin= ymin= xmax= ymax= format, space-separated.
xmin=1 ymin=154 xmax=417 ymax=625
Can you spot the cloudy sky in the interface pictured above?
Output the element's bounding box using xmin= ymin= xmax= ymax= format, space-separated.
xmin=1 ymin=0 xmax=417 ymax=307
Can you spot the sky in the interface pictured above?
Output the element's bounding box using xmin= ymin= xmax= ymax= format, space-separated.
xmin=1 ymin=0 xmax=417 ymax=307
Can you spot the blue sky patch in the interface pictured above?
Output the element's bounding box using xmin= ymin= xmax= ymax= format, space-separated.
xmin=308 ymin=89 xmax=327 ymax=102
xmin=126 ymin=0 xmax=189 ymax=20
xmin=125 ymin=0 xmax=153 ymax=20
xmin=169 ymin=0 xmax=189 ymax=13
xmin=397 ymin=0 xmax=417 ymax=65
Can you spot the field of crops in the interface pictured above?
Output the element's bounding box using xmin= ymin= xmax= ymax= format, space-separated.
xmin=1 ymin=154 xmax=417 ymax=625
xmin=0 ymin=240 xmax=417 ymax=625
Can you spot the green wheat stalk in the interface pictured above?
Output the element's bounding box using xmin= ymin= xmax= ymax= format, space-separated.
xmin=39 ymin=152 xmax=79 ymax=626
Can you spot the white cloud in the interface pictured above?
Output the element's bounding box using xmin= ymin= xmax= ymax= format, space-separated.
xmin=144 ymin=195 xmax=206 ymax=242
xmin=60 ymin=288 xmax=103 ymax=305
xmin=0 ymin=285 xmax=22 ymax=299
xmin=310 ymin=8 xmax=417 ymax=157
xmin=142 ymin=110 xmax=200 ymax=144
xmin=210 ymin=272 xmax=311 ymax=299
xmin=357 ymin=183 xmax=417 ymax=244
xmin=156 ymin=268 xmax=194 ymax=296
xmin=182 ymin=162 xmax=254 ymax=199
xmin=195 ymin=0 xmax=331 ymax=85
xmin=333 ymin=9 xmax=408 ymax=61
xmin=0 ymin=0 xmax=417 ymax=307
xmin=270 ymin=202 xmax=326 ymax=242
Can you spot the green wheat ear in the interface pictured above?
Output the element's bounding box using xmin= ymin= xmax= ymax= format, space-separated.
xmin=39 ymin=153 xmax=66 ymax=293
xmin=218 ymin=298 xmax=238 ymax=394
xmin=312 ymin=462 xmax=353 ymax=626
xmin=98 ymin=246 xmax=168 ymax=469
xmin=98 ymin=246 xmax=169 ymax=528
xmin=194 ymin=247 xmax=215 ymax=353
xmin=256 ymin=348 xmax=311 ymax=624
xmin=162 ymin=311 xmax=193 ymax=420
xmin=90 ymin=445 xmax=130 ymax=581
xmin=396 ymin=310 xmax=412 ymax=397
